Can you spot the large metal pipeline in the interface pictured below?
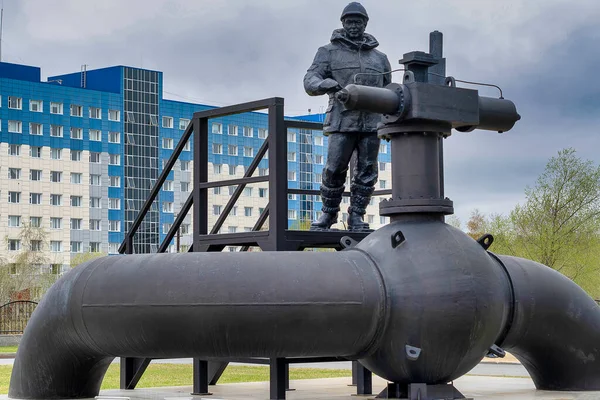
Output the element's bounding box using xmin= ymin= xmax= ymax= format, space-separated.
xmin=9 ymin=220 xmax=600 ymax=399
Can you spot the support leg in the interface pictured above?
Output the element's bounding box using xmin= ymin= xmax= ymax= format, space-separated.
xmin=356 ymin=362 xmax=372 ymax=395
xmin=120 ymin=357 xmax=151 ymax=390
xmin=208 ymin=361 xmax=229 ymax=385
xmin=191 ymin=358 xmax=212 ymax=396
xmin=270 ymin=358 xmax=287 ymax=400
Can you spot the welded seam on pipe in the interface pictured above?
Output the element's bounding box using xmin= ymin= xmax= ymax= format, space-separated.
xmin=346 ymin=248 xmax=390 ymax=360
xmin=81 ymin=302 xmax=364 ymax=307
xmin=487 ymin=251 xmax=516 ymax=347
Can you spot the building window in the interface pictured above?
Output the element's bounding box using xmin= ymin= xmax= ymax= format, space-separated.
xmin=70 ymin=104 xmax=83 ymax=117
xmin=228 ymin=145 xmax=238 ymax=156
xmin=30 ymin=216 xmax=42 ymax=227
xmin=8 ymin=96 xmax=22 ymax=110
xmin=50 ymin=194 xmax=62 ymax=206
xmin=109 ymin=220 xmax=121 ymax=232
xmin=259 ymin=188 xmax=268 ymax=198
xmin=244 ymin=146 xmax=254 ymax=157
xmin=50 ymin=217 xmax=62 ymax=229
xmin=287 ymin=132 xmax=296 ymax=142
xmin=125 ymin=111 xmax=134 ymax=122
xmin=70 ymin=172 xmax=82 ymax=184
xmin=30 ymin=123 xmax=42 ymax=135
xmin=181 ymin=182 xmax=190 ymax=192
xmin=181 ymin=160 xmax=190 ymax=171
xmin=29 ymin=193 xmax=42 ymax=205
xmin=109 ymin=154 xmax=121 ymax=165
xmin=213 ymin=164 xmax=222 ymax=174
xmin=367 ymin=215 xmax=375 ymax=224
xmin=8 ymin=168 xmax=20 ymax=180
xmin=380 ymin=216 xmax=389 ymax=225
xmin=108 ymin=109 xmax=120 ymax=121
xmin=50 ymin=171 xmax=62 ymax=183
xmin=288 ymin=171 xmax=296 ymax=181
xmin=50 ymin=148 xmax=62 ymax=160
xmin=90 ymin=174 xmax=101 ymax=186
xmin=50 ymin=102 xmax=63 ymax=114
xmin=228 ymin=226 xmax=237 ymax=233
xmin=288 ymin=210 xmax=297 ymax=220
xmin=228 ymin=125 xmax=238 ymax=136
xmin=70 ymin=218 xmax=82 ymax=230
xmin=258 ymin=168 xmax=268 ymax=176
xmin=213 ymin=205 xmax=222 ymax=215
xmin=89 ymin=152 xmax=101 ymax=163
xmin=288 ymin=194 xmax=297 ymax=200
xmin=315 ymin=154 xmax=324 ymax=164
xmin=8 ymin=215 xmax=21 ymax=227
xmin=315 ymin=173 xmax=323 ymax=183
xmin=90 ymin=219 xmax=101 ymax=231
xmin=181 ymin=224 xmax=190 ymax=234
xmin=8 ymin=239 xmax=20 ymax=251
xmin=243 ymin=126 xmax=253 ymax=137
xmin=50 ymin=125 xmax=63 ymax=137
xmin=109 ymin=131 xmax=120 ymax=143
xmin=50 ymin=241 xmax=62 ymax=252
xmin=228 ymin=165 xmax=236 ymax=175
xmin=183 ymin=141 xmax=191 ymax=151
xmin=30 ymin=169 xmax=42 ymax=181
xmin=71 ymin=150 xmax=82 ymax=161
xmin=213 ymin=143 xmax=222 ymax=154
xmin=108 ymin=243 xmax=119 ymax=254
xmin=162 ymin=116 xmax=174 ymax=128
xmin=8 ymin=191 xmax=20 ymax=203
xmin=8 ymin=120 xmax=22 ymax=133
xmin=179 ymin=118 xmax=190 ymax=130
xmin=125 ymin=133 xmax=135 ymax=144
xmin=30 ymin=146 xmax=41 ymax=158
xmin=163 ymin=202 xmax=174 ymax=213
xmin=380 ymin=180 xmax=387 ymax=189
xmin=379 ymin=144 xmax=387 ymax=153
xmin=258 ymin=128 xmax=267 ymax=139
xmin=162 ymin=138 xmax=174 ymax=149
xmin=30 ymin=240 xmax=42 ymax=252
xmin=212 ymin=123 xmax=222 ymax=134
xmin=315 ymin=136 xmax=324 ymax=146
xmin=109 ymin=198 xmax=121 ymax=209
xmin=71 ymin=196 xmax=82 ymax=207
xmin=227 ymin=186 xmax=235 ymax=196
xmin=379 ymin=162 xmax=386 ymax=171
xmin=89 ymin=129 xmax=101 ymax=141
xmin=70 ymin=127 xmax=82 ymax=139
xmin=89 ymin=107 xmax=101 ymax=119
xmin=231 ymin=206 xmax=238 ymax=216
xmin=109 ymin=176 xmax=121 ymax=187
xmin=287 ymin=152 xmax=296 ymax=162
xmin=243 ymin=187 xmax=253 ymax=197
xmin=244 ymin=207 xmax=253 ymax=217
xmin=90 ymin=197 xmax=101 ymax=208
xmin=30 ymin=100 xmax=43 ymax=112
xmin=90 ymin=242 xmax=101 ymax=252
xmin=162 ymin=223 xmax=172 ymax=234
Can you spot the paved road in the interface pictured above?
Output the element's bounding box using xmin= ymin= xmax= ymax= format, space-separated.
xmin=0 ymin=357 xmax=530 ymax=377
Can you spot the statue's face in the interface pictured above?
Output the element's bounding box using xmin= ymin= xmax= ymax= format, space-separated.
xmin=342 ymin=16 xmax=367 ymax=40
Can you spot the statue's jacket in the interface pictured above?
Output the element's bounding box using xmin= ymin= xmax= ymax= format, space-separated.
xmin=304 ymin=29 xmax=391 ymax=134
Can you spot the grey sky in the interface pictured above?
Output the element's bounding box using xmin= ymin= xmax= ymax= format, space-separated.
xmin=4 ymin=0 xmax=600 ymax=226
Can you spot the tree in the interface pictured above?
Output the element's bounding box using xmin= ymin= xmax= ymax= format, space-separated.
xmin=70 ymin=251 xmax=106 ymax=268
xmin=0 ymin=223 xmax=55 ymax=304
xmin=466 ymin=209 xmax=486 ymax=239
xmin=445 ymin=215 xmax=462 ymax=230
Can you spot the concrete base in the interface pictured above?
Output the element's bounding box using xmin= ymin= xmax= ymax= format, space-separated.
xmin=0 ymin=335 xmax=21 ymax=347
xmin=4 ymin=376 xmax=599 ymax=400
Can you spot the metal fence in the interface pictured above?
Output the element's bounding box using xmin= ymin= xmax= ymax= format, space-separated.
xmin=0 ymin=301 xmax=38 ymax=334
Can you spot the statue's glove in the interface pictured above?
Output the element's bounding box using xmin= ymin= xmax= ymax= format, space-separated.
xmin=319 ymin=78 xmax=343 ymax=93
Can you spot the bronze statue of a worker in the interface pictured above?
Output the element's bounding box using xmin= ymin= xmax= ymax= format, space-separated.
xmin=304 ymin=2 xmax=391 ymax=231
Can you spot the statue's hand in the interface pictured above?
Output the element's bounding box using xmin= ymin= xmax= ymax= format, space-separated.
xmin=319 ymin=78 xmax=343 ymax=93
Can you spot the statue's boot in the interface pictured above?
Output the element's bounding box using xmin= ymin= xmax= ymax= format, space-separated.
xmin=310 ymin=212 xmax=338 ymax=231
xmin=310 ymin=184 xmax=344 ymax=231
xmin=348 ymin=183 xmax=374 ymax=232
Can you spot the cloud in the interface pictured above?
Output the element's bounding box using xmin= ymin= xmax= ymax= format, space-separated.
xmin=3 ymin=0 xmax=600 ymax=223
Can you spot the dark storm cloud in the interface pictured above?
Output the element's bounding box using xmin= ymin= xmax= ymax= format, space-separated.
xmin=4 ymin=0 xmax=600 ymax=223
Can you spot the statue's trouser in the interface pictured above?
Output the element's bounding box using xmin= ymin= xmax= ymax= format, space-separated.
xmin=321 ymin=132 xmax=380 ymax=215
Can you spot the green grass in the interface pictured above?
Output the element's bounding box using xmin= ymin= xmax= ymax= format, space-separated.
xmin=0 ymin=346 xmax=17 ymax=354
xmin=0 ymin=364 xmax=351 ymax=394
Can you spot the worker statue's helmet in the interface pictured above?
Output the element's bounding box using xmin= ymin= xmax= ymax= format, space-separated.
xmin=340 ymin=2 xmax=369 ymax=21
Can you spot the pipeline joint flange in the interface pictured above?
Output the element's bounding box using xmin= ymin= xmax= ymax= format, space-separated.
xmin=476 ymin=233 xmax=494 ymax=250
xmin=380 ymin=198 xmax=454 ymax=216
